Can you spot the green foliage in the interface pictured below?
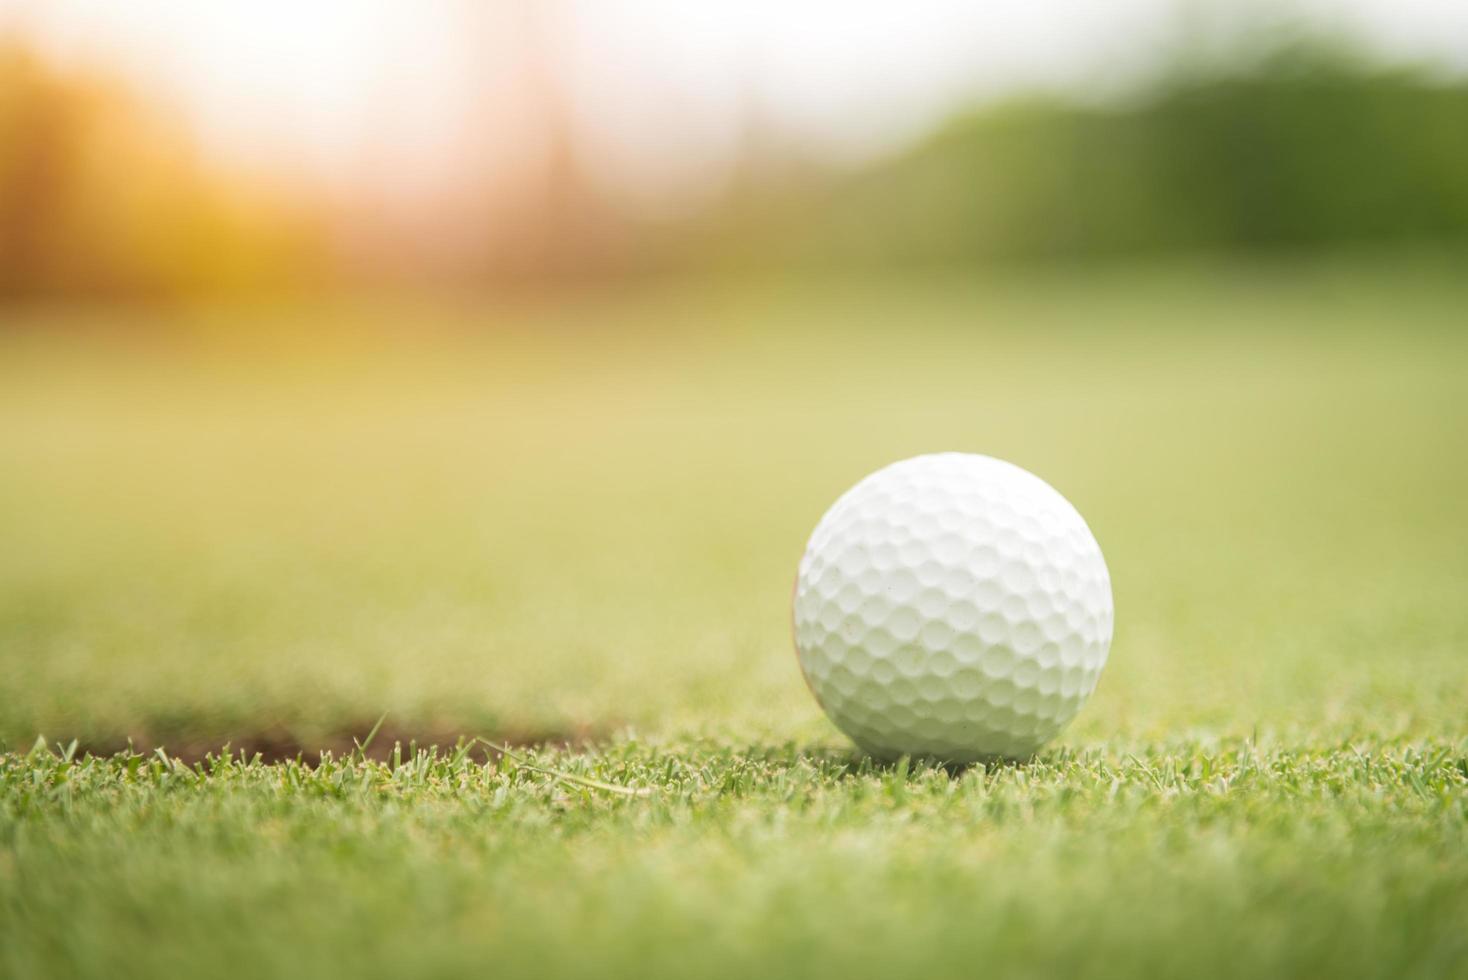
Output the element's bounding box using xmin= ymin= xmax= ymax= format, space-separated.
xmin=752 ymin=42 xmax=1468 ymax=265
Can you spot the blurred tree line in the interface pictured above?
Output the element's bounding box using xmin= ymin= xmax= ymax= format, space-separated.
xmin=2 ymin=29 xmax=1467 ymax=305
xmin=721 ymin=38 xmax=1468 ymax=268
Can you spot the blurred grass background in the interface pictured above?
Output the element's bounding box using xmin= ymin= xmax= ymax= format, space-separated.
xmin=3 ymin=258 xmax=1466 ymax=751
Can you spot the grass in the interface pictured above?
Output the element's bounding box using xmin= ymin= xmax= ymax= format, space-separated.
xmin=2 ymin=254 xmax=1467 ymax=978
xmin=4 ymin=738 xmax=1466 ymax=980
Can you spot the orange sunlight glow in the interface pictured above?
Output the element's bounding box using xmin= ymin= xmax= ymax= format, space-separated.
xmin=5 ymin=0 xmax=1467 ymax=223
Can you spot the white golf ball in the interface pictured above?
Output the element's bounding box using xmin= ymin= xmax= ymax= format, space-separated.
xmin=793 ymin=453 xmax=1113 ymax=762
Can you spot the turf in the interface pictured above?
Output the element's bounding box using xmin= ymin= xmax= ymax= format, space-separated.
xmin=4 ymin=739 xmax=1466 ymax=980
xmin=2 ymin=255 xmax=1467 ymax=978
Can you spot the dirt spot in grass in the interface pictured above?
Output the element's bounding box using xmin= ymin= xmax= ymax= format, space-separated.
xmin=67 ymin=721 xmax=603 ymax=766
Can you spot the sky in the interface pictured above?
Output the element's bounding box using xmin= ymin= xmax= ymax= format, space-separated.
xmin=5 ymin=0 xmax=1468 ymax=220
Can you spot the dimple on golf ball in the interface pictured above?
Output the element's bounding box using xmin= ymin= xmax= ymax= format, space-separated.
xmin=793 ymin=453 xmax=1113 ymax=762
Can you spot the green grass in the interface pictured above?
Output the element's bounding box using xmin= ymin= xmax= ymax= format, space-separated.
xmin=2 ymin=255 xmax=1467 ymax=978
xmin=4 ymin=740 xmax=1466 ymax=980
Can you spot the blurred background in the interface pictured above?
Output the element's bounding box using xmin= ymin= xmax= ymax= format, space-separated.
xmin=5 ymin=0 xmax=1468 ymax=299
xmin=2 ymin=0 xmax=1466 ymax=753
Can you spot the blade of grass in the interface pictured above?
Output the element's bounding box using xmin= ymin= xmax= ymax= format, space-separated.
xmin=354 ymin=713 xmax=388 ymax=758
xmin=478 ymin=740 xmax=652 ymax=798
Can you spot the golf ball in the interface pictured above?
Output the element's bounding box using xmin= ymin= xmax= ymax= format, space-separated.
xmin=793 ymin=453 xmax=1112 ymax=762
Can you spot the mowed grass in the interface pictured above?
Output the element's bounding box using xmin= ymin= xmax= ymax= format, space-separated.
xmin=4 ymin=741 xmax=1466 ymax=980
xmin=2 ymin=255 xmax=1467 ymax=978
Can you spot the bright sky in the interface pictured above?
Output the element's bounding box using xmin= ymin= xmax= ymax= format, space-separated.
xmin=5 ymin=0 xmax=1468 ymax=218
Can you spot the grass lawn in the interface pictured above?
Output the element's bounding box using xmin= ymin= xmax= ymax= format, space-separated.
xmin=2 ymin=255 xmax=1467 ymax=978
